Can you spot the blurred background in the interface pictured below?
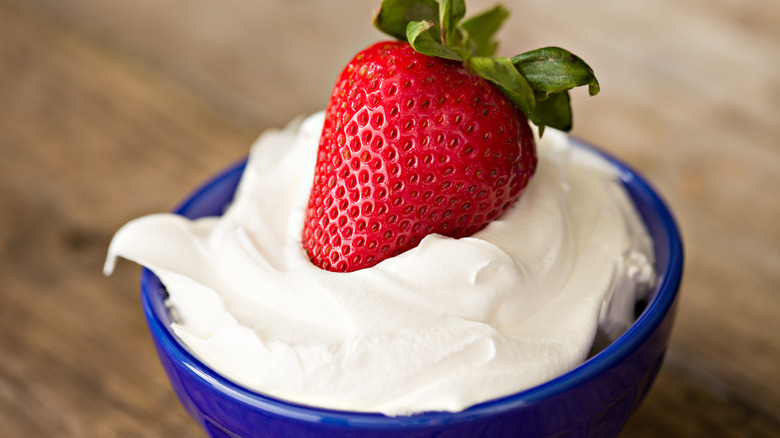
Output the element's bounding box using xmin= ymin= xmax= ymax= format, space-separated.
xmin=1 ymin=0 xmax=779 ymax=436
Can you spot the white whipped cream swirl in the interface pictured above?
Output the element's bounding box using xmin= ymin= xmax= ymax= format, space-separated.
xmin=105 ymin=112 xmax=654 ymax=416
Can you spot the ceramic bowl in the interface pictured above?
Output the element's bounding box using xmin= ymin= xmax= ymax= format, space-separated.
xmin=140 ymin=138 xmax=683 ymax=438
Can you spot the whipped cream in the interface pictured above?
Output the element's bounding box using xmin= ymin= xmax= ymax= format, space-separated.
xmin=105 ymin=112 xmax=654 ymax=416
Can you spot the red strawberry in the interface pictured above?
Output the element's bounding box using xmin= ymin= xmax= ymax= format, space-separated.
xmin=303 ymin=41 xmax=535 ymax=272
xmin=302 ymin=0 xmax=599 ymax=272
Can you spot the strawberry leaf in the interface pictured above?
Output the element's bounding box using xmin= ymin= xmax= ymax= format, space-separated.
xmin=534 ymin=91 xmax=572 ymax=132
xmin=439 ymin=0 xmax=466 ymax=46
xmin=467 ymin=56 xmax=536 ymax=121
xmin=374 ymin=0 xmax=440 ymax=42
xmin=511 ymin=47 xmax=600 ymax=97
xmin=407 ymin=20 xmax=464 ymax=60
xmin=374 ymin=0 xmax=599 ymax=133
xmin=460 ymin=5 xmax=509 ymax=57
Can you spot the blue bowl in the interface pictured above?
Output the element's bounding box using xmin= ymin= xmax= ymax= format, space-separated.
xmin=140 ymin=138 xmax=683 ymax=438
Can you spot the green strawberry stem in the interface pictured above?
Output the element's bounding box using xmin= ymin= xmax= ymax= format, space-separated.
xmin=373 ymin=0 xmax=599 ymax=134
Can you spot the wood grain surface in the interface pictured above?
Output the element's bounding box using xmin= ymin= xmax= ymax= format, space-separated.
xmin=1 ymin=0 xmax=779 ymax=436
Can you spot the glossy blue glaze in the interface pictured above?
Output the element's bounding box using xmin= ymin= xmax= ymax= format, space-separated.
xmin=140 ymin=140 xmax=684 ymax=438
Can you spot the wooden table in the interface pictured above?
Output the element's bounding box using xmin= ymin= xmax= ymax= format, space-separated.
xmin=1 ymin=0 xmax=779 ymax=436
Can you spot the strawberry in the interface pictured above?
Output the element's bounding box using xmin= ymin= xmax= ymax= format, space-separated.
xmin=303 ymin=0 xmax=599 ymax=272
xmin=303 ymin=42 xmax=535 ymax=272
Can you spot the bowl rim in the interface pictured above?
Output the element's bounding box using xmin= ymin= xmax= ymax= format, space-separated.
xmin=141 ymin=137 xmax=684 ymax=429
